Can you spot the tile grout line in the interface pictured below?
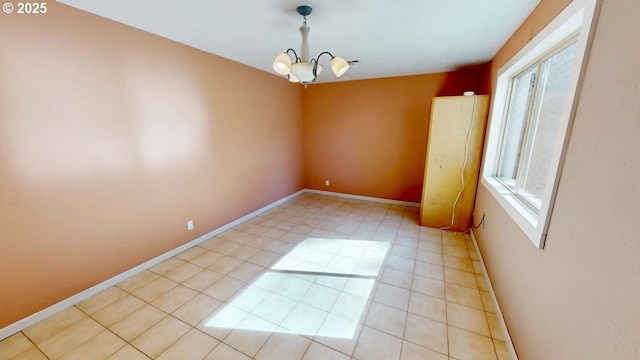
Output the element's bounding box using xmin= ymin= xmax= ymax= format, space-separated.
xmin=74 ymin=290 xmax=176 ymax=360
xmin=441 ymin=230 xmax=454 ymax=359
xmin=17 ymin=330 xmax=52 ymax=360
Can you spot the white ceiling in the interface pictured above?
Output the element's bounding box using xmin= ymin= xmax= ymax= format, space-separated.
xmin=57 ymin=0 xmax=540 ymax=83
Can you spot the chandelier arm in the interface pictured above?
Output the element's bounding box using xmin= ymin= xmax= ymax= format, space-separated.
xmin=315 ymin=51 xmax=335 ymax=62
xmin=312 ymin=52 xmax=334 ymax=77
xmin=285 ymin=48 xmax=301 ymax=62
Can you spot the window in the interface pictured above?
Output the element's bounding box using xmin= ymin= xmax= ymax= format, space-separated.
xmin=497 ymin=40 xmax=578 ymax=211
xmin=482 ymin=0 xmax=599 ymax=248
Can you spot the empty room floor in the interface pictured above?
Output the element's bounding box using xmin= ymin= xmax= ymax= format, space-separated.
xmin=0 ymin=193 xmax=508 ymax=360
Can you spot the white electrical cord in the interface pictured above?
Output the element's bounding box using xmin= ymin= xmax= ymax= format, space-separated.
xmin=439 ymin=95 xmax=478 ymax=231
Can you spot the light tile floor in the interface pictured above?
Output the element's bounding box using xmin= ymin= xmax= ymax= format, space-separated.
xmin=0 ymin=193 xmax=508 ymax=360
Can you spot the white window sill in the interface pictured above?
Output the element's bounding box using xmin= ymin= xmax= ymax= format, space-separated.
xmin=481 ymin=176 xmax=545 ymax=248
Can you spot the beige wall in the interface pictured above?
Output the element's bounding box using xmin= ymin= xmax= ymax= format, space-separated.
xmin=473 ymin=0 xmax=640 ymax=358
xmin=303 ymin=69 xmax=486 ymax=203
xmin=0 ymin=3 xmax=304 ymax=327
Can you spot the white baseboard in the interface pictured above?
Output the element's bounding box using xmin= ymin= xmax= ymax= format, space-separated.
xmin=469 ymin=230 xmax=518 ymax=360
xmin=304 ymin=189 xmax=420 ymax=207
xmin=0 ymin=189 xmax=305 ymax=341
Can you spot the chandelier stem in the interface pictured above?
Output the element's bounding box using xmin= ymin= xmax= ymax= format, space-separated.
xmin=299 ymin=24 xmax=310 ymax=62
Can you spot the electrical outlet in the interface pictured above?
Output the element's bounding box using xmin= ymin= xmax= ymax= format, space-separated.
xmin=187 ymin=220 xmax=194 ymax=231
xmin=325 ymin=179 xmax=330 ymax=186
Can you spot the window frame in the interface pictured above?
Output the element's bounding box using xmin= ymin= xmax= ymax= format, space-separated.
xmin=481 ymin=0 xmax=600 ymax=249
xmin=495 ymin=36 xmax=579 ymax=212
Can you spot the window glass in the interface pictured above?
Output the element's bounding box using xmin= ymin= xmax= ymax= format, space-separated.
xmin=497 ymin=66 xmax=538 ymax=182
xmin=522 ymin=42 xmax=577 ymax=202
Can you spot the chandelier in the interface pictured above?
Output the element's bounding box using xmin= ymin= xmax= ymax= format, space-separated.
xmin=272 ymin=5 xmax=349 ymax=85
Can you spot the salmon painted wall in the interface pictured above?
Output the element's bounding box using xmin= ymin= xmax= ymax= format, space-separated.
xmin=0 ymin=3 xmax=304 ymax=328
xmin=303 ymin=69 xmax=486 ymax=203
xmin=474 ymin=0 xmax=640 ymax=358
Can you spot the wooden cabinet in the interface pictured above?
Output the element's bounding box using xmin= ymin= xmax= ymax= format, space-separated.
xmin=420 ymin=95 xmax=489 ymax=231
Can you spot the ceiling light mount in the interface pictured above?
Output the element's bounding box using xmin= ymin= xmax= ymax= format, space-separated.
xmin=296 ymin=5 xmax=312 ymax=18
xmin=272 ymin=5 xmax=349 ymax=86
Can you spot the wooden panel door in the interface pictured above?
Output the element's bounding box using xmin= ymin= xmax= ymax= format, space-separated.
xmin=420 ymin=95 xmax=489 ymax=231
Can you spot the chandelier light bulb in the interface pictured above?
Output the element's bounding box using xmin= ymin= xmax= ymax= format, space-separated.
xmin=331 ymin=56 xmax=349 ymax=77
xmin=273 ymin=52 xmax=292 ymax=75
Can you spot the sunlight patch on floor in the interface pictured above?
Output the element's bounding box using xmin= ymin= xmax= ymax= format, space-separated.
xmin=205 ymin=238 xmax=390 ymax=338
